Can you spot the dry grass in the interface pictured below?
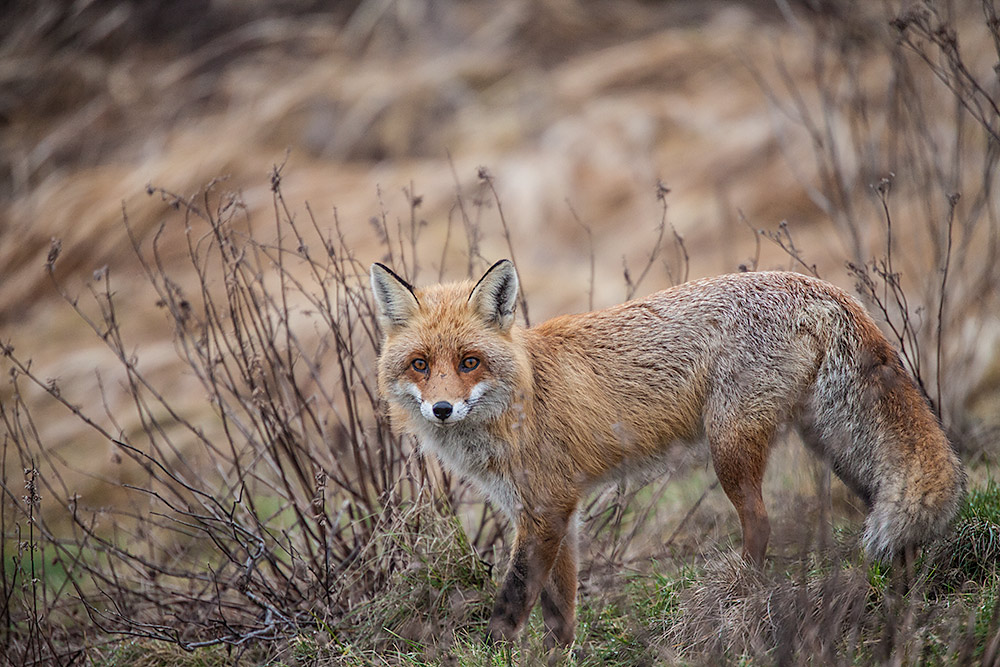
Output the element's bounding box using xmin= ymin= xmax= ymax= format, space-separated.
xmin=2 ymin=0 xmax=1000 ymax=664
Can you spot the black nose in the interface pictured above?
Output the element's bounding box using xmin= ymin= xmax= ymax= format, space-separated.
xmin=432 ymin=401 xmax=453 ymax=420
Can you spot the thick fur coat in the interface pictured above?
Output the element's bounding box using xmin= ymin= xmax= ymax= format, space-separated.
xmin=371 ymin=260 xmax=965 ymax=648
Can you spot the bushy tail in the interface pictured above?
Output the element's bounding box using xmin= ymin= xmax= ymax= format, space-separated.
xmin=861 ymin=454 xmax=966 ymax=562
xmin=805 ymin=294 xmax=966 ymax=562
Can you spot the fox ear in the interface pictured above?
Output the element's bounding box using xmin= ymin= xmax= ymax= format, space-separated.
xmin=469 ymin=259 xmax=519 ymax=332
xmin=370 ymin=263 xmax=419 ymax=332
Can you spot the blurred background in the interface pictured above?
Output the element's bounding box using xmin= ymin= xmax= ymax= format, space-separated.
xmin=3 ymin=1 xmax=1000 ymax=660
xmin=2 ymin=0 xmax=999 ymax=556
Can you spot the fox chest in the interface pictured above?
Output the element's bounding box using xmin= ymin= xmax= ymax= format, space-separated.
xmin=416 ymin=424 xmax=521 ymax=518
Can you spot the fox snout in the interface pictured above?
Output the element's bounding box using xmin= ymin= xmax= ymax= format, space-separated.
xmin=402 ymin=379 xmax=491 ymax=426
xmin=432 ymin=401 xmax=453 ymax=421
xmin=415 ymin=393 xmax=473 ymax=425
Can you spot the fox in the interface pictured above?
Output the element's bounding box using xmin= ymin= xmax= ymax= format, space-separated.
xmin=369 ymin=259 xmax=965 ymax=648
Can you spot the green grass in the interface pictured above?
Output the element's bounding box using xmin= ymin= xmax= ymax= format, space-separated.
xmin=924 ymin=474 xmax=1000 ymax=595
xmin=32 ymin=478 xmax=1000 ymax=665
xmin=962 ymin=476 xmax=1000 ymax=522
xmin=3 ymin=541 xmax=75 ymax=593
xmin=91 ymin=640 xmax=238 ymax=667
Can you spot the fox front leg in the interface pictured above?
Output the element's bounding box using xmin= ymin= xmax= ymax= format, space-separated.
xmin=487 ymin=513 xmax=574 ymax=645
xmin=540 ymin=516 xmax=578 ymax=649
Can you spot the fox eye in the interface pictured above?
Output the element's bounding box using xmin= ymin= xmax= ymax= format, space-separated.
xmin=411 ymin=358 xmax=428 ymax=373
xmin=459 ymin=356 xmax=480 ymax=372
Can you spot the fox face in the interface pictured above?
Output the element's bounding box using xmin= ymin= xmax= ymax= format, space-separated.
xmin=396 ymin=348 xmax=491 ymax=426
xmin=370 ymin=260 xmax=528 ymax=437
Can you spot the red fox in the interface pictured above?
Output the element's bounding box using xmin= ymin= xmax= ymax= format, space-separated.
xmin=370 ymin=259 xmax=965 ymax=648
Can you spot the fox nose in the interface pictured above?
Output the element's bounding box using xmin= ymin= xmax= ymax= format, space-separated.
xmin=432 ymin=401 xmax=453 ymax=421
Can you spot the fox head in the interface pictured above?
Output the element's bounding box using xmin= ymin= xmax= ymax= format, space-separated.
xmin=370 ymin=259 xmax=528 ymax=433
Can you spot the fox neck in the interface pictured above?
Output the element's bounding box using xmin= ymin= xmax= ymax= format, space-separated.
xmin=415 ymin=417 xmax=504 ymax=473
xmin=415 ymin=415 xmax=524 ymax=517
xmin=415 ymin=341 xmax=534 ymax=518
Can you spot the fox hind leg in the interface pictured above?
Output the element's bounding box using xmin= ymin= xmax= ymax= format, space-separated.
xmin=708 ymin=420 xmax=776 ymax=565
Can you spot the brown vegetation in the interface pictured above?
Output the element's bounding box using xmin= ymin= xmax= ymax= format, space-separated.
xmin=1 ymin=0 xmax=999 ymax=663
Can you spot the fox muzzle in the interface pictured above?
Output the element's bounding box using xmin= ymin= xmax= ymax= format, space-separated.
xmin=432 ymin=401 xmax=453 ymax=420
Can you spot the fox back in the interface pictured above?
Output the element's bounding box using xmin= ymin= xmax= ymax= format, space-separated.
xmin=371 ymin=260 xmax=965 ymax=649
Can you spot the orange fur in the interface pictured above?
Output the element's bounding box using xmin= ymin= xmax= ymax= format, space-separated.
xmin=370 ymin=260 xmax=965 ymax=648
